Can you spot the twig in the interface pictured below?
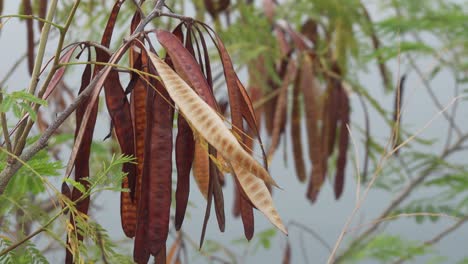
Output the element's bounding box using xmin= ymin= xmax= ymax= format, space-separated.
xmin=131 ymin=0 xmax=145 ymax=19
xmin=392 ymin=215 xmax=468 ymax=264
xmin=0 ymin=14 xmax=62 ymax=30
xmin=346 ymin=213 xmax=459 ymax=234
xmin=358 ymin=0 xmax=392 ymax=91
xmin=13 ymin=0 xmax=80 ymax=157
xmin=287 ymin=221 xmax=332 ymax=252
xmin=130 ymin=0 xmax=192 ymax=36
xmin=0 ymin=0 xmax=178 ymax=197
xmin=443 ymin=71 xmax=461 ymax=151
xmin=11 ymin=0 xmax=60 ymax=154
xmin=329 ymin=96 xmax=465 ymax=263
xmin=0 ymin=54 xmax=27 ymax=88
xmin=252 ymin=88 xmax=281 ymax=109
xmin=346 ymin=124 xmax=362 ymax=204
xmin=0 ymin=92 xmax=12 ymax=152
xmin=0 ymin=209 xmax=64 ymax=256
xmin=357 ymin=94 xmax=370 ymax=182
xmin=333 ymin=132 xmax=468 ymax=263
xmin=0 ymin=62 xmax=110 ymax=194
xmin=406 ymin=54 xmax=463 ymax=137
xmin=178 ymin=230 xmax=234 ymax=264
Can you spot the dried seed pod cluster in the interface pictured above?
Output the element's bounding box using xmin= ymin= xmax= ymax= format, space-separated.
xmin=44 ymin=2 xmax=286 ymax=263
xmin=246 ymin=1 xmax=352 ymax=203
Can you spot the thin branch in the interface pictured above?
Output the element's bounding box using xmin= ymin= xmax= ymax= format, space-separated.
xmin=406 ymin=54 xmax=463 ymax=137
xmin=178 ymin=230 xmax=234 ymax=264
xmin=252 ymin=88 xmax=281 ymax=109
xmin=0 ymin=92 xmax=12 ymax=152
xmin=0 ymin=209 xmax=64 ymax=256
xmin=392 ymin=215 xmax=468 ymax=264
xmin=0 ymin=54 xmax=27 ymax=88
xmin=333 ymin=133 xmax=468 ymax=263
xmin=346 ymin=213 xmax=459 ymax=235
xmin=0 ymin=63 xmax=109 ymax=194
xmin=13 ymin=0 xmax=79 ymax=157
xmin=11 ymin=0 xmax=60 ymax=156
xmin=443 ymin=71 xmax=461 ymax=151
xmin=287 ymin=220 xmax=332 ymax=253
xmin=357 ymin=94 xmax=370 ymax=182
xmin=358 ymin=0 xmax=392 ymax=91
xmin=130 ymin=0 xmax=192 ymax=35
xmin=423 ymin=216 xmax=468 ymax=246
xmin=0 ymin=0 xmax=167 ymax=195
xmin=0 ymin=14 xmax=63 ymax=30
xmin=131 ymin=0 xmax=145 ymax=19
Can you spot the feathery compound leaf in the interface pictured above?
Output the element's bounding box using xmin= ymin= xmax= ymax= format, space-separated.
xmin=148 ymin=52 xmax=286 ymax=234
xmin=66 ymin=2 xmax=128 ymax=261
xmin=63 ymin=39 xmax=131 ymax=186
xmin=98 ymin=48 xmax=137 ymax=200
xmin=93 ymin=0 xmax=137 ymax=243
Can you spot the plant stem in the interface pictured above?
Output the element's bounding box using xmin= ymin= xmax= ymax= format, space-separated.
xmin=12 ymin=0 xmax=59 ymax=155
xmin=0 ymin=33 xmax=135 ymax=194
xmin=391 ymin=215 xmax=468 ymax=264
xmin=13 ymin=0 xmax=81 ymax=157
xmin=0 ymin=14 xmax=62 ymax=29
xmin=0 ymin=92 xmax=12 ymax=152
xmin=0 ymin=69 xmax=105 ymax=195
xmin=333 ymin=133 xmax=468 ymax=263
xmin=287 ymin=220 xmax=332 ymax=252
xmin=0 ymin=209 xmax=64 ymax=256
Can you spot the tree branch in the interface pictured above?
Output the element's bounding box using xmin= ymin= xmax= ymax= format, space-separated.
xmin=0 ymin=209 xmax=64 ymax=256
xmin=0 ymin=0 xmax=176 ymax=196
xmin=0 ymin=92 xmax=12 ymax=152
xmin=333 ymin=133 xmax=468 ymax=263
xmin=392 ymin=215 xmax=468 ymax=264
xmin=11 ymin=0 xmax=59 ymax=155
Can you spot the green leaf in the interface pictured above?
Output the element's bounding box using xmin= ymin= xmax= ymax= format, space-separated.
xmin=10 ymin=90 xmax=47 ymax=106
xmin=65 ymin=178 xmax=86 ymax=194
xmin=19 ymin=102 xmax=37 ymax=121
xmin=350 ymin=234 xmax=429 ymax=262
xmin=0 ymin=95 xmax=13 ymax=113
